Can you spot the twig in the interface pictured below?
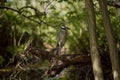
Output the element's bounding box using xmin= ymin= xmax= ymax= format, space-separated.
xmin=44 ymin=0 xmax=55 ymax=13
xmin=0 ymin=6 xmax=53 ymax=26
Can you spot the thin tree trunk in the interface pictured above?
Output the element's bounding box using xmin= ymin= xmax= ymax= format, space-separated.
xmin=115 ymin=0 xmax=120 ymax=40
xmin=98 ymin=0 xmax=120 ymax=80
xmin=85 ymin=0 xmax=104 ymax=80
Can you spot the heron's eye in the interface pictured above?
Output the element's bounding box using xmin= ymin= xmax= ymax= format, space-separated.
xmin=61 ymin=27 xmax=66 ymax=30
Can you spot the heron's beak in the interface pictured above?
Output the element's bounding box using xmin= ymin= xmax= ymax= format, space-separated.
xmin=66 ymin=27 xmax=70 ymax=30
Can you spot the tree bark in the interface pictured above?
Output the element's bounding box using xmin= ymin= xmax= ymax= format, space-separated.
xmin=85 ymin=0 xmax=104 ymax=80
xmin=115 ymin=0 xmax=120 ymax=50
xmin=98 ymin=0 xmax=120 ymax=80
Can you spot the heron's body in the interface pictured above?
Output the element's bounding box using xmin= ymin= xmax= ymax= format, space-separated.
xmin=56 ymin=26 xmax=69 ymax=55
xmin=57 ymin=28 xmax=67 ymax=48
xmin=51 ymin=26 xmax=69 ymax=67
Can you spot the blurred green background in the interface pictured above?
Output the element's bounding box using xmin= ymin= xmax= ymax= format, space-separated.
xmin=0 ymin=0 xmax=120 ymax=80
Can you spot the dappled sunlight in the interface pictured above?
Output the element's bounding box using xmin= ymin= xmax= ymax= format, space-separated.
xmin=0 ymin=0 xmax=120 ymax=80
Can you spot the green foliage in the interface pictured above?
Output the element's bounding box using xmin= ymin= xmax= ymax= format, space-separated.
xmin=0 ymin=55 xmax=4 ymax=64
xmin=0 ymin=0 xmax=120 ymax=79
xmin=0 ymin=0 xmax=119 ymax=56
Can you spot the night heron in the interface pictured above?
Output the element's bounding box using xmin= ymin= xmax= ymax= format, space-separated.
xmin=57 ymin=25 xmax=70 ymax=55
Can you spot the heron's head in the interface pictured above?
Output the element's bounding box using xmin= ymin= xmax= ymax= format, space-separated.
xmin=61 ymin=25 xmax=70 ymax=30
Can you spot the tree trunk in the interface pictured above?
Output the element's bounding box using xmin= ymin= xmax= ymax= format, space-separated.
xmin=98 ymin=0 xmax=120 ymax=80
xmin=85 ymin=0 xmax=104 ymax=80
xmin=115 ymin=0 xmax=120 ymax=40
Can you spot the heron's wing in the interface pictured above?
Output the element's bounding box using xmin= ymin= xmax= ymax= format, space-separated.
xmin=57 ymin=30 xmax=67 ymax=48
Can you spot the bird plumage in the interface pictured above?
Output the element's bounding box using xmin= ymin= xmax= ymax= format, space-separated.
xmin=56 ymin=25 xmax=70 ymax=55
xmin=51 ymin=25 xmax=69 ymax=67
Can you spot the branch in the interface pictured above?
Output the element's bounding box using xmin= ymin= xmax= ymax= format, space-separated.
xmin=22 ymin=45 xmax=111 ymax=77
xmin=47 ymin=54 xmax=91 ymax=77
xmin=107 ymin=1 xmax=120 ymax=8
xmin=0 ymin=44 xmax=112 ymax=78
xmin=0 ymin=6 xmax=52 ymax=26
